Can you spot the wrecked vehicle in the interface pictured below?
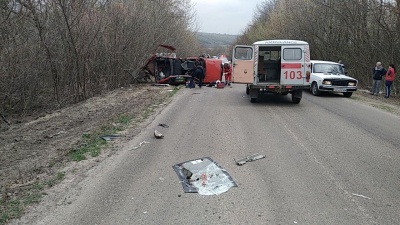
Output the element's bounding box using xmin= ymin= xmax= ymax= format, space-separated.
xmin=142 ymin=45 xmax=225 ymax=85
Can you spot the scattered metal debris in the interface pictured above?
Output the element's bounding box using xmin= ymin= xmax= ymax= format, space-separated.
xmin=172 ymin=157 xmax=237 ymax=195
xmin=158 ymin=123 xmax=169 ymax=128
xmin=352 ymin=193 xmax=372 ymax=199
xmin=234 ymin=154 xmax=266 ymax=166
xmin=151 ymin=84 xmax=170 ymax=87
xmin=101 ymin=134 xmax=121 ymax=141
xmin=154 ymin=129 xmax=164 ymax=139
xmin=130 ymin=141 xmax=150 ymax=150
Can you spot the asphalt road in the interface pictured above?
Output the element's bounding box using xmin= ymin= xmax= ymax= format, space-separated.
xmin=32 ymin=84 xmax=400 ymax=225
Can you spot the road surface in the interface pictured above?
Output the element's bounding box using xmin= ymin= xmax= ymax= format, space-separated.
xmin=16 ymin=84 xmax=400 ymax=225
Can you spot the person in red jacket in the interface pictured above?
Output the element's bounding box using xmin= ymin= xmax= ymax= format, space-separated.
xmin=384 ymin=64 xmax=396 ymax=98
xmin=223 ymin=63 xmax=232 ymax=87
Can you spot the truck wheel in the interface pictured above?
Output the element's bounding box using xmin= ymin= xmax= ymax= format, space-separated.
xmin=250 ymin=97 xmax=257 ymax=103
xmin=246 ymin=86 xmax=249 ymax=95
xmin=343 ymin=92 xmax=353 ymax=97
xmin=311 ymin=82 xmax=320 ymax=96
xmin=292 ymin=96 xmax=301 ymax=104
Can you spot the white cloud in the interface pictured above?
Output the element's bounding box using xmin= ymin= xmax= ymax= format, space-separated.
xmin=191 ymin=0 xmax=262 ymax=35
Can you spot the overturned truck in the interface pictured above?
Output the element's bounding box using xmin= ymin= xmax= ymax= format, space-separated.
xmin=142 ymin=45 xmax=226 ymax=85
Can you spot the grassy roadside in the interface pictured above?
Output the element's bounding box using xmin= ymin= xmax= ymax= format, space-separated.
xmin=352 ymin=89 xmax=400 ymax=115
xmin=0 ymin=86 xmax=180 ymax=224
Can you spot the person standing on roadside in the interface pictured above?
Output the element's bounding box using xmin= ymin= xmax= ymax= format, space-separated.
xmin=384 ymin=64 xmax=396 ymax=98
xmin=371 ymin=62 xmax=386 ymax=96
xmin=223 ymin=62 xmax=232 ymax=87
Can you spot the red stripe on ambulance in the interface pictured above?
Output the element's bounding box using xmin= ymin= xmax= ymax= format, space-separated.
xmin=281 ymin=63 xmax=302 ymax=69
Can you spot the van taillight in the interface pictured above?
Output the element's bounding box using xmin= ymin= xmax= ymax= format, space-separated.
xmin=306 ymin=71 xmax=310 ymax=82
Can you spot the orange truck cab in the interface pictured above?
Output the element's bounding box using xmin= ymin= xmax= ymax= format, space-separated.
xmin=232 ymin=39 xmax=311 ymax=104
xmin=145 ymin=55 xmax=223 ymax=85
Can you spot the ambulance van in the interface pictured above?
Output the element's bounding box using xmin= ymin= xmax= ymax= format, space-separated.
xmin=232 ymin=40 xmax=311 ymax=103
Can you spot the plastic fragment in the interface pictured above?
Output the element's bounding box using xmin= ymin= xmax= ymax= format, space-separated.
xmin=352 ymin=193 xmax=371 ymax=199
xmin=130 ymin=141 xmax=150 ymax=150
xmin=101 ymin=134 xmax=121 ymax=141
xmin=158 ymin=123 xmax=169 ymax=128
xmin=235 ymin=154 xmax=266 ymax=166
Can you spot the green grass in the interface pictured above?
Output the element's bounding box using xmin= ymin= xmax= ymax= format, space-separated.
xmin=70 ymin=137 xmax=106 ymax=161
xmin=0 ymin=172 xmax=65 ymax=224
xmin=116 ymin=115 xmax=131 ymax=124
xmin=169 ymin=86 xmax=179 ymax=96
xmin=0 ymin=200 xmax=22 ymax=225
xmin=45 ymin=172 xmax=65 ymax=187
xmin=372 ymin=103 xmax=396 ymax=113
xmin=69 ymin=113 xmax=137 ymax=161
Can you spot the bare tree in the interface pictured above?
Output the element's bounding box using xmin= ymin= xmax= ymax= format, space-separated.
xmin=0 ymin=0 xmax=201 ymax=117
xmin=235 ymin=0 xmax=400 ymax=89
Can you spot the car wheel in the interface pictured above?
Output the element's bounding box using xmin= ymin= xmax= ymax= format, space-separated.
xmin=250 ymin=97 xmax=257 ymax=103
xmin=343 ymin=92 xmax=353 ymax=97
xmin=311 ymin=82 xmax=320 ymax=96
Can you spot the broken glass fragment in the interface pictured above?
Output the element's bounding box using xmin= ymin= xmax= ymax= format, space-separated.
xmin=172 ymin=157 xmax=237 ymax=195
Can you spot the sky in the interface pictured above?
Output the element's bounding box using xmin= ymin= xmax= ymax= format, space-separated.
xmin=190 ymin=0 xmax=263 ymax=35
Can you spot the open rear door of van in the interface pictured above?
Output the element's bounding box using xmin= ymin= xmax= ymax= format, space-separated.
xmin=280 ymin=45 xmax=308 ymax=86
xmin=232 ymin=45 xmax=254 ymax=84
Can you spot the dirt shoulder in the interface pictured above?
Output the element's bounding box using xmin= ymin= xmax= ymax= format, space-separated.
xmin=352 ymin=89 xmax=400 ymax=116
xmin=0 ymin=84 xmax=176 ymax=224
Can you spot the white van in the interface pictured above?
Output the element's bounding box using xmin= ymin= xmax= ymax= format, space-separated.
xmin=232 ymin=40 xmax=311 ymax=103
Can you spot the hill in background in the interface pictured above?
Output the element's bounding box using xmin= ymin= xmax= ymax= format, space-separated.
xmin=196 ymin=32 xmax=238 ymax=49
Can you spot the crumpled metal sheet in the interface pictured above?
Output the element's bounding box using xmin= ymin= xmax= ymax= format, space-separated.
xmin=235 ymin=154 xmax=265 ymax=166
xmin=172 ymin=157 xmax=237 ymax=195
xmin=100 ymin=134 xmax=121 ymax=141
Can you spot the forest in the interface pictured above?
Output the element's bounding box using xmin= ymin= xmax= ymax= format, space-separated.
xmin=2 ymin=0 xmax=400 ymax=118
xmin=236 ymin=0 xmax=400 ymax=90
xmin=0 ymin=0 xmax=202 ymax=118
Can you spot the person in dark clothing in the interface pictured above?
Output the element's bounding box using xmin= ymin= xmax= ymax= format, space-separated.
xmin=189 ymin=61 xmax=205 ymax=88
xmin=371 ymin=62 xmax=387 ymax=96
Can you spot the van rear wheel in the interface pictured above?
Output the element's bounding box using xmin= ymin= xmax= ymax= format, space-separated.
xmin=292 ymin=95 xmax=301 ymax=104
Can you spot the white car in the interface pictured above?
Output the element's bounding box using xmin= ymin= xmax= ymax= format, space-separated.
xmin=309 ymin=60 xmax=358 ymax=97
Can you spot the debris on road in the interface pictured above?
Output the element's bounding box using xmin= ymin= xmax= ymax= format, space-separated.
xmin=151 ymin=83 xmax=170 ymax=87
xmin=130 ymin=141 xmax=150 ymax=150
xmin=101 ymin=134 xmax=121 ymax=141
xmin=352 ymin=193 xmax=372 ymax=199
xmin=234 ymin=154 xmax=266 ymax=166
xmin=172 ymin=157 xmax=237 ymax=195
xmin=158 ymin=123 xmax=169 ymax=128
xmin=154 ymin=130 xmax=164 ymax=139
